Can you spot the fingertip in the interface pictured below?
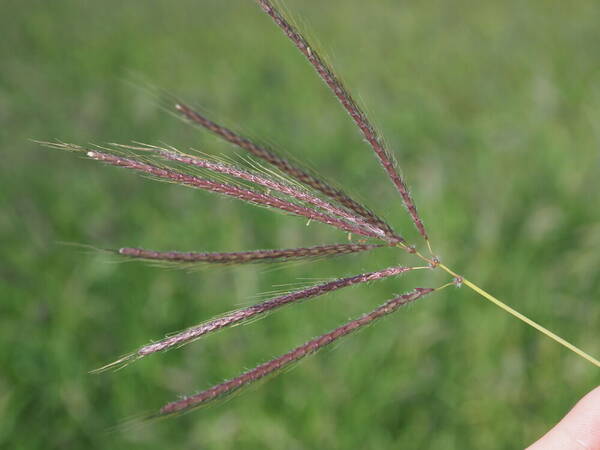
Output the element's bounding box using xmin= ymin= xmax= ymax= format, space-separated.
xmin=528 ymin=386 xmax=600 ymax=449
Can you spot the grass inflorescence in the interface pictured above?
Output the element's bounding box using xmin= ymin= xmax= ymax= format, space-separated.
xmin=47 ymin=0 xmax=599 ymax=419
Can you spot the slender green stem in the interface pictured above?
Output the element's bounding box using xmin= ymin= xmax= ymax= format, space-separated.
xmin=396 ymin=242 xmax=599 ymax=368
xmin=437 ymin=263 xmax=600 ymax=368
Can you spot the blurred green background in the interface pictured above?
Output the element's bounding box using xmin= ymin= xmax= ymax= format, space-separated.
xmin=2 ymin=0 xmax=599 ymax=448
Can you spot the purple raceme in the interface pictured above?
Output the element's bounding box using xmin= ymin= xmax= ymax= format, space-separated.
xmin=83 ymin=148 xmax=383 ymax=239
xmin=95 ymin=265 xmax=424 ymax=374
xmin=118 ymin=242 xmax=382 ymax=264
xmin=117 ymin=143 xmax=394 ymax=241
xmin=175 ymin=103 xmax=403 ymax=243
xmin=159 ymin=288 xmax=434 ymax=416
xmin=256 ymin=0 xmax=428 ymax=242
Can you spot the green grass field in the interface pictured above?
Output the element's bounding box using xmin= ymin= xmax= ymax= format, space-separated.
xmin=2 ymin=0 xmax=599 ymax=448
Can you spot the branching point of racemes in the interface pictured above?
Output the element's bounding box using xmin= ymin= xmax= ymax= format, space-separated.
xmin=48 ymin=0 xmax=599 ymax=420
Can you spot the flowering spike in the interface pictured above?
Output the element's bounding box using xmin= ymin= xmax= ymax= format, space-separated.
xmin=158 ymin=288 xmax=434 ymax=416
xmin=118 ymin=243 xmax=382 ymax=264
xmin=134 ymin=144 xmax=392 ymax=240
xmin=82 ymin=148 xmax=382 ymax=239
xmin=117 ymin=266 xmax=419 ymax=363
xmin=175 ymin=103 xmax=403 ymax=243
xmin=255 ymin=0 xmax=428 ymax=241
